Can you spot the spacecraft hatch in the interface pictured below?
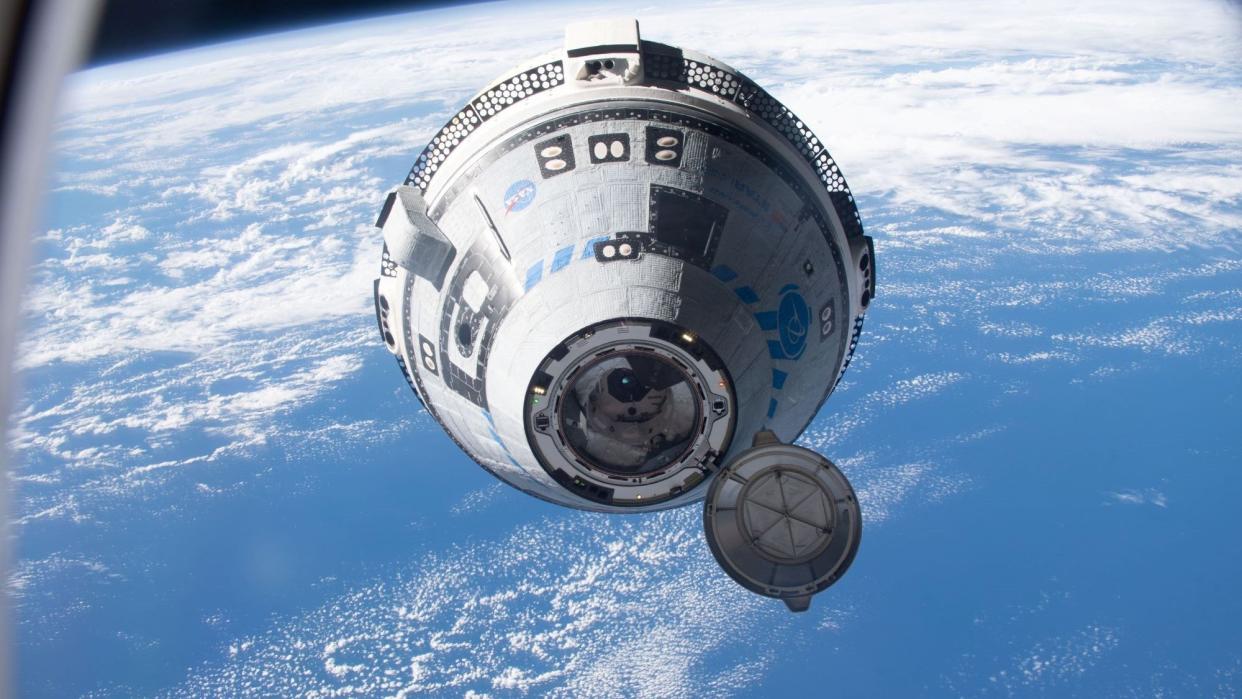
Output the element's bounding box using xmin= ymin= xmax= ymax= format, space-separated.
xmin=373 ymin=18 xmax=874 ymax=611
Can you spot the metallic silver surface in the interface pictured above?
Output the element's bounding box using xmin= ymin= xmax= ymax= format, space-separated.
xmin=703 ymin=432 xmax=861 ymax=612
xmin=524 ymin=319 xmax=734 ymax=507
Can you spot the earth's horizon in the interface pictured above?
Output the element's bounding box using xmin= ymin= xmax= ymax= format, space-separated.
xmin=8 ymin=0 xmax=1242 ymax=696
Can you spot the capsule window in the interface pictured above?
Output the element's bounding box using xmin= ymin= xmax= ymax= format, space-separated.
xmin=645 ymin=126 xmax=684 ymax=167
xmin=534 ymin=133 xmax=575 ymax=178
xmin=588 ymin=133 xmax=630 ymax=164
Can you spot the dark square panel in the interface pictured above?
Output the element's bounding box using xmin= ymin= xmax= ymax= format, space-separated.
xmin=535 ymin=133 xmax=575 ymax=178
xmin=645 ymin=126 xmax=684 ymax=167
xmin=647 ymin=185 xmax=728 ymax=268
xmin=588 ymin=133 xmax=630 ymax=163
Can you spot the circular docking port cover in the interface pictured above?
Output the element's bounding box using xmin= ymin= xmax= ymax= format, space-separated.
xmin=703 ymin=431 xmax=861 ymax=612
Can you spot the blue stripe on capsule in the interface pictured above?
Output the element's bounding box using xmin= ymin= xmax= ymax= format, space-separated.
xmin=551 ymin=244 xmax=574 ymax=273
xmin=524 ymin=260 xmax=543 ymax=291
xmin=581 ymin=235 xmax=610 ymax=259
xmin=711 ymin=265 xmax=739 ymax=282
xmin=772 ymin=369 xmax=788 ymax=390
xmin=735 ymin=286 xmax=759 ymax=304
xmin=482 ymin=411 xmax=521 ymax=467
xmin=767 ymin=399 xmax=779 ymax=418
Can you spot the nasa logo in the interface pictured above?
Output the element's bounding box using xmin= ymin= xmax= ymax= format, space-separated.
xmin=777 ymin=284 xmax=810 ymax=360
xmin=503 ymin=179 xmax=536 ymax=214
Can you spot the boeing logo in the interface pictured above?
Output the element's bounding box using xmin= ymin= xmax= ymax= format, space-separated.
xmin=775 ymin=284 xmax=810 ymax=360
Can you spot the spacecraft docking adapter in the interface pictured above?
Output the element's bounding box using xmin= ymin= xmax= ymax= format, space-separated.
xmin=374 ymin=19 xmax=874 ymax=612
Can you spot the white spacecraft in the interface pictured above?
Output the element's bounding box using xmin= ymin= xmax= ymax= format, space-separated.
xmin=374 ymin=19 xmax=874 ymax=612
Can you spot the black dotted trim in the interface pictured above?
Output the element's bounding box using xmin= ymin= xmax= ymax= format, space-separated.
xmin=405 ymin=61 xmax=566 ymax=191
xmin=394 ymin=354 xmax=423 ymax=408
xmin=379 ymin=244 xmax=398 ymax=278
xmin=666 ymin=54 xmax=864 ymax=240
xmin=834 ymin=314 xmax=867 ymax=389
xmin=404 ymin=49 xmax=864 ymax=241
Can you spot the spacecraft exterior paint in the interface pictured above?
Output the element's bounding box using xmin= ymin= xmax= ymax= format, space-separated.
xmin=375 ymin=19 xmax=873 ymax=610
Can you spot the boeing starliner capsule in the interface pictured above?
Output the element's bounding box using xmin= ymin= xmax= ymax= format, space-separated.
xmin=374 ymin=19 xmax=875 ymax=612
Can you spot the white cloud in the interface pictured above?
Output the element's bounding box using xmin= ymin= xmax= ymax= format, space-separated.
xmin=52 ymin=0 xmax=1242 ymax=259
xmin=1053 ymin=317 xmax=1196 ymax=356
xmin=989 ymin=350 xmax=1077 ymax=365
xmin=988 ymin=624 xmax=1120 ymax=691
xmin=451 ymin=482 xmax=506 ymax=516
xmin=1105 ymin=489 xmax=1168 ymax=508
xmin=169 ymin=504 xmax=875 ymax=698
xmin=19 ymin=224 xmax=377 ymax=368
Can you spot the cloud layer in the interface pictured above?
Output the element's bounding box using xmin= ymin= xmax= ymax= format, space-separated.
xmin=10 ymin=0 xmax=1242 ymax=696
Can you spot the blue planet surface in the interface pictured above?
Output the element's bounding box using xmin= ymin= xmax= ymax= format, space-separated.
xmin=9 ymin=1 xmax=1242 ymax=695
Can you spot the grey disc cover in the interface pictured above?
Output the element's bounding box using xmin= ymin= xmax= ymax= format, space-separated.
xmin=703 ymin=433 xmax=861 ymax=611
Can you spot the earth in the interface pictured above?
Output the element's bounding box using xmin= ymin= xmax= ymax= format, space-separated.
xmin=9 ymin=0 xmax=1242 ymax=696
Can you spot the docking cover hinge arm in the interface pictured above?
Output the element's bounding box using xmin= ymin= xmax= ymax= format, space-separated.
xmin=376 ymin=185 xmax=456 ymax=290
